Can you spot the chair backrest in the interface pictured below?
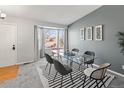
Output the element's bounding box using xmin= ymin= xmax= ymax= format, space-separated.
xmin=99 ymin=63 xmax=111 ymax=78
xmin=90 ymin=63 xmax=111 ymax=80
xmin=84 ymin=59 xmax=94 ymax=64
xmin=45 ymin=53 xmax=53 ymax=64
xmin=84 ymin=51 xmax=95 ymax=63
xmin=53 ymin=59 xmax=68 ymax=75
xmin=71 ymin=48 xmax=79 ymax=53
xmin=84 ymin=51 xmax=95 ymax=57
xmin=45 ymin=48 xmax=54 ymax=56
xmin=71 ymin=48 xmax=79 ymax=56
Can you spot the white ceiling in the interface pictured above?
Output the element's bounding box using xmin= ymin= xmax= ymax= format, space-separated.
xmin=0 ymin=5 xmax=101 ymax=25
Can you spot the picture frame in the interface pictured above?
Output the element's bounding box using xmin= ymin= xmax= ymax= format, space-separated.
xmin=80 ymin=28 xmax=85 ymax=40
xmin=86 ymin=27 xmax=93 ymax=40
xmin=95 ymin=25 xmax=103 ymax=41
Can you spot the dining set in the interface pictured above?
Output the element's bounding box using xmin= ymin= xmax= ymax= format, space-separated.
xmin=44 ymin=48 xmax=111 ymax=88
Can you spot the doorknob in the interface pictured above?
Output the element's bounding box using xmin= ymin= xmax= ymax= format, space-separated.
xmin=12 ymin=45 xmax=15 ymax=50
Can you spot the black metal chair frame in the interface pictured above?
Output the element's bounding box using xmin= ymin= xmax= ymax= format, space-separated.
xmin=82 ymin=63 xmax=111 ymax=88
xmin=45 ymin=53 xmax=54 ymax=75
xmin=53 ymin=59 xmax=74 ymax=87
xmin=71 ymin=48 xmax=79 ymax=53
xmin=83 ymin=51 xmax=95 ymax=68
xmin=79 ymin=58 xmax=94 ymax=70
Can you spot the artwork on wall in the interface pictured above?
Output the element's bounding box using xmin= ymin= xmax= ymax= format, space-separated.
xmin=117 ymin=32 xmax=124 ymax=55
xmin=86 ymin=27 xmax=93 ymax=40
xmin=80 ymin=28 xmax=85 ymax=40
xmin=95 ymin=25 xmax=103 ymax=41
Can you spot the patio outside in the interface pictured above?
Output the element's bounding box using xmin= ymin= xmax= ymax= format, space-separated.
xmin=44 ymin=29 xmax=64 ymax=53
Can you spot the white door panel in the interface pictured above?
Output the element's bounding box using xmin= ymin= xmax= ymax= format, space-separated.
xmin=0 ymin=23 xmax=17 ymax=67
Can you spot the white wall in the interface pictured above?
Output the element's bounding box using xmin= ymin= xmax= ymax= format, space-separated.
xmin=0 ymin=16 xmax=66 ymax=64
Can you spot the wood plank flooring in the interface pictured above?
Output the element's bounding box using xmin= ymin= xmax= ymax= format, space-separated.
xmin=0 ymin=65 xmax=19 ymax=82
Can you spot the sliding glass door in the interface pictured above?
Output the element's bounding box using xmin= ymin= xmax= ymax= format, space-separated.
xmin=44 ymin=29 xmax=58 ymax=49
xmin=35 ymin=26 xmax=66 ymax=61
xmin=43 ymin=28 xmax=65 ymax=56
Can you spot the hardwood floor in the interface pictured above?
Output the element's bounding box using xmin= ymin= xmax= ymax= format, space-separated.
xmin=0 ymin=65 xmax=19 ymax=82
xmin=0 ymin=63 xmax=43 ymax=88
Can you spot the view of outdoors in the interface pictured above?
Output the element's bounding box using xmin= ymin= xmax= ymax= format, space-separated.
xmin=59 ymin=30 xmax=64 ymax=48
xmin=44 ymin=29 xmax=64 ymax=50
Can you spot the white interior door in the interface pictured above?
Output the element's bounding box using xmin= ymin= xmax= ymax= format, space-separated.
xmin=0 ymin=23 xmax=17 ymax=67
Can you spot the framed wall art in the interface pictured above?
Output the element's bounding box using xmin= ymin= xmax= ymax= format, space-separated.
xmin=80 ymin=28 xmax=85 ymax=40
xmin=95 ymin=25 xmax=103 ymax=41
xmin=86 ymin=27 xmax=93 ymax=40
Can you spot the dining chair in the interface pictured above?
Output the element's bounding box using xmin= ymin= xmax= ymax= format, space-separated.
xmin=83 ymin=63 xmax=111 ymax=88
xmin=63 ymin=49 xmax=76 ymax=65
xmin=71 ymin=48 xmax=79 ymax=55
xmin=45 ymin=48 xmax=57 ymax=58
xmin=45 ymin=48 xmax=54 ymax=56
xmin=84 ymin=51 xmax=95 ymax=68
xmin=45 ymin=53 xmax=54 ymax=75
xmin=71 ymin=48 xmax=80 ymax=62
xmin=53 ymin=59 xmax=74 ymax=87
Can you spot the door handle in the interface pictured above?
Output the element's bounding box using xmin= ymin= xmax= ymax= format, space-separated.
xmin=12 ymin=45 xmax=15 ymax=50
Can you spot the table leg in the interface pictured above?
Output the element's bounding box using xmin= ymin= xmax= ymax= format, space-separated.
xmin=70 ymin=58 xmax=73 ymax=68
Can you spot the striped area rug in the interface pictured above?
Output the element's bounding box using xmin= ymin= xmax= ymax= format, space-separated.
xmin=45 ymin=70 xmax=114 ymax=88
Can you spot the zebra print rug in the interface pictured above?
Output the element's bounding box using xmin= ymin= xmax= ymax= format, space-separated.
xmin=44 ymin=69 xmax=114 ymax=88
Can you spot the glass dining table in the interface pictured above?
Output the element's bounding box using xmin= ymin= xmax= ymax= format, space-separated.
xmin=52 ymin=50 xmax=92 ymax=69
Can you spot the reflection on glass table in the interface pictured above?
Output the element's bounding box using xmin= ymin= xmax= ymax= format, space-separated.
xmin=54 ymin=51 xmax=94 ymax=70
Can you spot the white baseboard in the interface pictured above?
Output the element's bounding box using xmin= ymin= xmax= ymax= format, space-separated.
xmin=16 ymin=60 xmax=34 ymax=65
xmin=0 ymin=60 xmax=34 ymax=67
xmin=93 ymin=64 xmax=124 ymax=78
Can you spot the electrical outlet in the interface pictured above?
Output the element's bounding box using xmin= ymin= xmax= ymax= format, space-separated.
xmin=122 ymin=65 xmax=124 ymax=70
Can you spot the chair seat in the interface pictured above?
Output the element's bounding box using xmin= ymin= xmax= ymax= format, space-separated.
xmin=84 ymin=59 xmax=94 ymax=64
xmin=84 ymin=68 xmax=96 ymax=76
xmin=64 ymin=65 xmax=72 ymax=73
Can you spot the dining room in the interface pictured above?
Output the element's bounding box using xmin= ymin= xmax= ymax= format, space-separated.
xmin=0 ymin=5 xmax=124 ymax=89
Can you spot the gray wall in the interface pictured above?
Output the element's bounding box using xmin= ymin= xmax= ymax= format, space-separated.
xmin=68 ymin=6 xmax=124 ymax=74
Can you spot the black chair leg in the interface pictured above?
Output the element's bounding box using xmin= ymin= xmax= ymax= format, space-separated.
xmin=60 ymin=56 xmax=62 ymax=62
xmin=84 ymin=63 xmax=86 ymax=67
xmin=87 ymin=64 xmax=88 ymax=68
xmin=45 ymin=63 xmax=48 ymax=70
xmin=89 ymin=77 xmax=92 ymax=81
xmin=78 ymin=64 xmax=80 ymax=70
xmin=53 ymin=72 xmax=58 ymax=82
xmin=91 ymin=64 xmax=93 ymax=68
xmin=79 ymin=63 xmax=82 ymax=71
xmin=70 ymin=73 xmax=74 ymax=84
xmin=70 ymin=61 xmax=73 ymax=68
xmin=82 ymin=75 xmax=86 ymax=88
xmin=61 ymin=75 xmax=63 ymax=88
xmin=49 ymin=64 xmax=52 ymax=75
